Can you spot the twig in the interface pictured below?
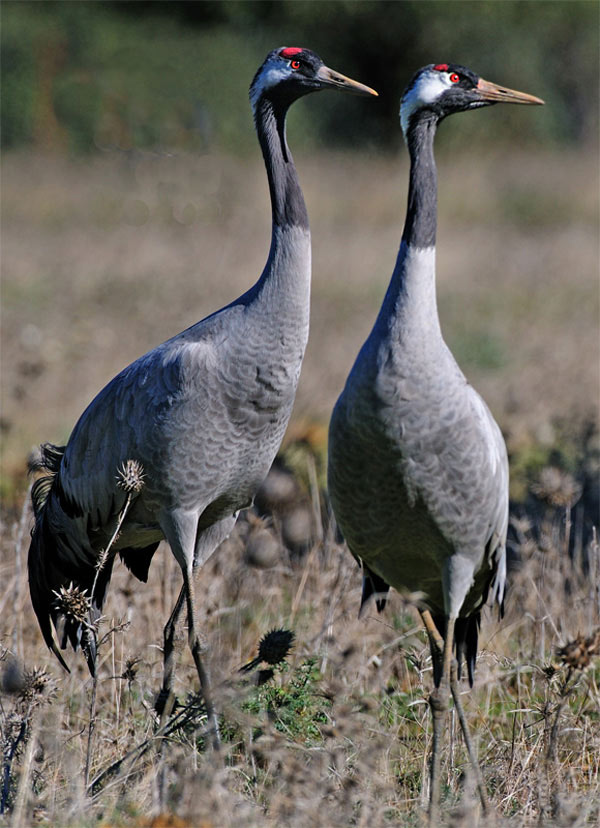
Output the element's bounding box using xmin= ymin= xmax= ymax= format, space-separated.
xmin=83 ymin=464 xmax=144 ymax=791
xmin=0 ymin=720 xmax=27 ymax=815
xmin=12 ymin=482 xmax=33 ymax=661
xmin=11 ymin=717 xmax=38 ymax=828
xmin=546 ymin=667 xmax=580 ymax=763
xmin=87 ymin=693 xmax=208 ymax=798
xmin=83 ymin=673 xmax=98 ymax=791
xmin=89 ymin=492 xmax=133 ymax=606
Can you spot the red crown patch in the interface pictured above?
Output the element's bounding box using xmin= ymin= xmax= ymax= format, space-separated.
xmin=280 ymin=47 xmax=303 ymax=59
xmin=433 ymin=63 xmax=449 ymax=72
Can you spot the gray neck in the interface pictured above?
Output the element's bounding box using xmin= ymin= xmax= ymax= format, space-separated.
xmin=402 ymin=113 xmax=438 ymax=249
xmin=236 ymin=95 xmax=311 ymax=341
xmin=254 ymin=97 xmax=309 ymax=230
xmin=368 ymin=113 xmax=442 ymax=353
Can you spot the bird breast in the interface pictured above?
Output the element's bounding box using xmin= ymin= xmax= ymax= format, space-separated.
xmin=328 ymin=333 xmax=507 ymax=615
xmin=135 ymin=308 xmax=305 ymax=516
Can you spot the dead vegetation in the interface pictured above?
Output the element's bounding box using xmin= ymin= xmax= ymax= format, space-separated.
xmin=1 ymin=439 xmax=599 ymax=826
xmin=1 ymin=147 xmax=598 ymax=824
xmin=1 ymin=147 xmax=598 ymax=490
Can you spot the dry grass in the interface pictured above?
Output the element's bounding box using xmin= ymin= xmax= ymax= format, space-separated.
xmin=0 ymin=453 xmax=599 ymax=826
xmin=1 ymin=146 xmax=599 ymax=825
xmin=2 ymin=147 xmax=598 ymax=487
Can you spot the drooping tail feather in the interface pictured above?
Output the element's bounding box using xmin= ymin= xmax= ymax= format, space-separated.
xmin=28 ymin=443 xmax=107 ymax=675
xmin=30 ymin=442 xmax=66 ymax=517
xmin=454 ymin=614 xmax=481 ymax=687
xmin=28 ymin=509 xmax=73 ymax=673
xmin=431 ymin=613 xmax=481 ymax=688
xmin=359 ymin=564 xmax=390 ymax=616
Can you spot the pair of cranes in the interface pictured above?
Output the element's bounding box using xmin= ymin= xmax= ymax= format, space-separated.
xmin=27 ymin=47 xmax=543 ymax=819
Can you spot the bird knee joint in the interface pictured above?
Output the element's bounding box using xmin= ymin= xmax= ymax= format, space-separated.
xmin=429 ymin=686 xmax=449 ymax=716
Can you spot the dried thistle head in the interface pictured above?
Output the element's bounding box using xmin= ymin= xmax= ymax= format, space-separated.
xmin=541 ymin=662 xmax=559 ymax=680
xmin=557 ymin=630 xmax=600 ymax=670
xmin=52 ymin=583 xmax=91 ymax=625
xmin=122 ymin=657 xmax=140 ymax=684
xmin=18 ymin=667 xmax=55 ymax=709
xmin=116 ymin=459 xmax=145 ymax=494
xmin=531 ymin=467 xmax=582 ymax=509
xmin=257 ymin=628 xmax=295 ymax=666
xmin=240 ymin=628 xmax=295 ymax=674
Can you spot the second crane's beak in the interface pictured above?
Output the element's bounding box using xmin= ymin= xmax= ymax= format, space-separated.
xmin=476 ymin=77 xmax=545 ymax=106
xmin=316 ymin=64 xmax=378 ymax=97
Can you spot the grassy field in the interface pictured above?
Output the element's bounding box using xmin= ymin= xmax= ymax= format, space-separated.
xmin=1 ymin=145 xmax=599 ymax=826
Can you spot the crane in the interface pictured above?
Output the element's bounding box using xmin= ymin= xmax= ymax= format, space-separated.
xmin=327 ymin=63 xmax=542 ymax=820
xmin=28 ymin=47 xmax=376 ymax=745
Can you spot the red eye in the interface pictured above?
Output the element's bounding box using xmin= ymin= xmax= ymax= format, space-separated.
xmin=291 ymin=60 xmax=301 ymax=70
xmin=450 ymin=72 xmax=460 ymax=83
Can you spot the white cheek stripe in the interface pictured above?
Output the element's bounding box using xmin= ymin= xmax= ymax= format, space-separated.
xmin=400 ymin=71 xmax=451 ymax=136
xmin=250 ymin=62 xmax=290 ymax=111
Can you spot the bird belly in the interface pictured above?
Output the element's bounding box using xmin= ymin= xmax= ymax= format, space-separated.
xmin=328 ymin=381 xmax=499 ymax=617
xmin=140 ymin=374 xmax=296 ymax=521
xmin=330 ymin=434 xmax=452 ymax=614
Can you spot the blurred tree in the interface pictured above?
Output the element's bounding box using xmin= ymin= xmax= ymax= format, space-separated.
xmin=1 ymin=0 xmax=597 ymax=154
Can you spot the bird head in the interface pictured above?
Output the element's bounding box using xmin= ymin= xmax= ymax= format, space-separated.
xmin=400 ymin=63 xmax=544 ymax=137
xmin=250 ymin=47 xmax=377 ymax=112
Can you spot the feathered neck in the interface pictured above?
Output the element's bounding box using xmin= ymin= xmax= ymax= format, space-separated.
xmin=253 ymin=96 xmax=309 ymax=230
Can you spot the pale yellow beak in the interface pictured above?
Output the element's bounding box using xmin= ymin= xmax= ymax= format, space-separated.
xmin=316 ymin=64 xmax=378 ymax=97
xmin=476 ymin=77 xmax=544 ymax=105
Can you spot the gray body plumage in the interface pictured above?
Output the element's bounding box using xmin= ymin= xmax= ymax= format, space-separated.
xmin=30 ymin=221 xmax=310 ymax=664
xmin=328 ymin=63 xmax=541 ymax=819
xmin=48 ymin=223 xmax=309 ymax=560
xmin=328 ymin=88 xmax=509 ymax=681
xmin=28 ymin=46 xmax=376 ymax=678
xmin=27 ymin=54 xmax=312 ymax=668
xmin=329 ymin=243 xmax=507 ymax=623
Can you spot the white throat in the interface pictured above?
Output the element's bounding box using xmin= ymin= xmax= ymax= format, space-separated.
xmin=400 ymin=70 xmax=452 ymax=138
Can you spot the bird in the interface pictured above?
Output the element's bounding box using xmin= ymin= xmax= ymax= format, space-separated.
xmin=327 ymin=63 xmax=543 ymax=819
xmin=28 ymin=47 xmax=377 ymax=745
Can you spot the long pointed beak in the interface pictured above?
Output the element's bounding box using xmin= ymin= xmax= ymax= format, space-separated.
xmin=476 ymin=77 xmax=544 ymax=105
xmin=316 ymin=64 xmax=378 ymax=97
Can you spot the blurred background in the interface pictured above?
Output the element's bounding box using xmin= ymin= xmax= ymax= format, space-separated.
xmin=2 ymin=0 xmax=599 ymax=518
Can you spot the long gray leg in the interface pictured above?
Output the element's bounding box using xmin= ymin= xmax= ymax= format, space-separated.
xmin=181 ymin=562 xmax=220 ymax=750
xmin=156 ymin=583 xmax=186 ymax=722
xmin=421 ymin=610 xmax=454 ymax=826
xmin=159 ymin=511 xmax=238 ymax=749
xmin=421 ymin=610 xmax=489 ymax=817
xmin=158 ymin=509 xmax=220 ymax=749
xmin=450 ymin=661 xmax=489 ymax=814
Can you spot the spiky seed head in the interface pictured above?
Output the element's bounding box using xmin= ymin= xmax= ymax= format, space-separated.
xmin=557 ymin=630 xmax=600 ymax=670
xmin=542 ymin=662 xmax=559 ymax=680
xmin=116 ymin=459 xmax=145 ymax=493
xmin=531 ymin=467 xmax=582 ymax=509
xmin=256 ymin=628 xmax=295 ymax=666
xmin=18 ymin=667 xmax=55 ymax=709
xmin=122 ymin=657 xmax=140 ymax=683
xmin=52 ymin=583 xmax=91 ymax=624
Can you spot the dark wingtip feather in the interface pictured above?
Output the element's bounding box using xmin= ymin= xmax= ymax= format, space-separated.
xmin=454 ymin=614 xmax=481 ymax=687
xmin=29 ymin=443 xmax=66 ymax=519
xmin=119 ymin=543 xmax=160 ymax=583
xmin=28 ymin=519 xmax=70 ymax=672
xmin=359 ymin=565 xmax=390 ymax=618
xmin=28 ymin=457 xmax=101 ymax=678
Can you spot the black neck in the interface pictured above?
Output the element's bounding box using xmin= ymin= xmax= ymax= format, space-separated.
xmin=401 ymin=114 xmax=438 ymax=249
xmin=254 ymin=96 xmax=309 ymax=230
